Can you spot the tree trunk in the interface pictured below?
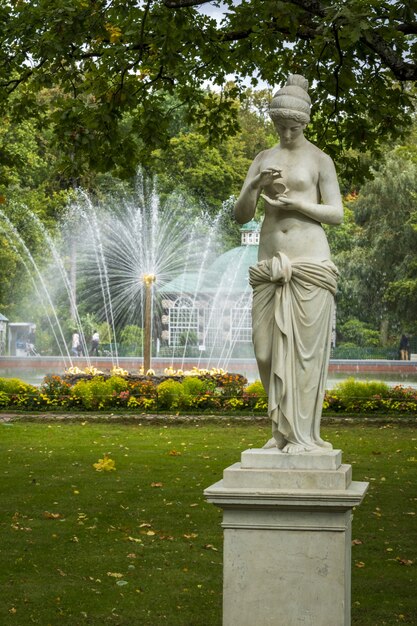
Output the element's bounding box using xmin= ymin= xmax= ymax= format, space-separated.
xmin=380 ymin=318 xmax=389 ymax=346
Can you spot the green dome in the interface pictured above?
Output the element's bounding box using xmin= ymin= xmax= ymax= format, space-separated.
xmin=162 ymin=244 xmax=259 ymax=296
xmin=239 ymin=219 xmax=260 ymax=232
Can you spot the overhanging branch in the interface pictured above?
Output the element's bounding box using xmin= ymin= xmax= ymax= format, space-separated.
xmin=362 ymin=30 xmax=417 ymax=81
xmin=164 ymin=0 xmax=212 ymax=7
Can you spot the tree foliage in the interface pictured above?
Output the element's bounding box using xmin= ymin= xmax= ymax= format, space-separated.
xmin=1 ymin=0 xmax=416 ymax=179
xmin=333 ymin=136 xmax=417 ymax=340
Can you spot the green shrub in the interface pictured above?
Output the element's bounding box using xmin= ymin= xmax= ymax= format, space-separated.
xmin=71 ymin=378 xmax=106 ymax=410
xmin=180 ymin=377 xmax=210 ymax=408
xmin=333 ymin=377 xmax=391 ymax=399
xmin=244 ymin=380 xmax=267 ymax=397
xmin=70 ymin=376 xmax=132 ymax=410
xmin=0 ymin=378 xmax=39 ymax=409
xmin=70 ymin=379 xmax=96 ymax=410
xmin=243 ymin=380 xmax=268 ymax=411
xmin=156 ymin=379 xmax=184 ymax=409
xmin=106 ymin=376 xmax=129 ymax=395
xmin=0 ymin=377 xmax=29 ymax=395
xmin=182 ymin=376 xmax=208 ymax=396
xmin=0 ymin=390 xmax=9 ymax=407
xmin=324 ymin=379 xmax=417 ymax=414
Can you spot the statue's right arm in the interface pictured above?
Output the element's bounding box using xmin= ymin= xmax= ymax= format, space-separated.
xmin=234 ymin=155 xmax=263 ymax=224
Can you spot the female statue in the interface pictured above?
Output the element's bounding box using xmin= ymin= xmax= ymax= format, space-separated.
xmin=234 ymin=75 xmax=343 ymax=453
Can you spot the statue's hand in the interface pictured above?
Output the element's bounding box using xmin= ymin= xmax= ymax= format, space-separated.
xmin=260 ymin=192 xmax=290 ymax=207
xmin=253 ymin=167 xmax=283 ymax=190
xmin=261 ymin=195 xmax=306 ymax=211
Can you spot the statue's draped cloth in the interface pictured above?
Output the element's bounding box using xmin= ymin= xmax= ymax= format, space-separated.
xmin=249 ymin=253 xmax=338 ymax=448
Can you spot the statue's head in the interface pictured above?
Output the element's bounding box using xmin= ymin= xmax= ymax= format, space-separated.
xmin=269 ymin=74 xmax=311 ymax=124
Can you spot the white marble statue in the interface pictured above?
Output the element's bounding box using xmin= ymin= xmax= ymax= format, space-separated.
xmin=234 ymin=74 xmax=343 ymax=453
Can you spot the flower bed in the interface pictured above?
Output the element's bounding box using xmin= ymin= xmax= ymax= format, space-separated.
xmin=0 ymin=372 xmax=416 ymax=416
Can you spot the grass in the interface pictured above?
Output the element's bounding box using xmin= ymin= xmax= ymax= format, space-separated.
xmin=0 ymin=420 xmax=416 ymax=626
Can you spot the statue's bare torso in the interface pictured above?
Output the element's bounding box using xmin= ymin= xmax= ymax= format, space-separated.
xmin=234 ymin=120 xmax=343 ymax=261
xmin=256 ymin=141 xmax=332 ymax=261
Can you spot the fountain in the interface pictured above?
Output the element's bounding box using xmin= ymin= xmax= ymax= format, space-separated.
xmin=0 ymin=174 xmax=257 ymax=380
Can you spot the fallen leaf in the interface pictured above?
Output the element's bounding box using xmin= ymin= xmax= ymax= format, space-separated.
xmin=43 ymin=511 xmax=62 ymax=519
xmin=355 ymin=561 xmax=365 ymax=568
xmin=107 ymin=572 xmax=123 ymax=578
xmin=127 ymin=536 xmax=142 ymax=543
xmin=352 ymin=539 xmax=363 ymax=545
xmin=93 ymin=455 xmax=116 ymax=472
xmin=396 ymin=557 xmax=414 ymax=566
xmin=183 ymin=533 xmax=198 ymax=539
xmin=151 ymin=482 xmax=163 ymax=488
xmin=203 ymin=544 xmax=218 ymax=551
xmin=169 ymin=450 xmax=182 ymax=456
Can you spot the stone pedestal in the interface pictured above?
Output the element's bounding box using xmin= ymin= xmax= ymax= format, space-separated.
xmin=204 ymin=449 xmax=368 ymax=626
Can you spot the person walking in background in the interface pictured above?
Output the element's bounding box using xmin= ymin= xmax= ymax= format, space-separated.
xmin=399 ymin=334 xmax=410 ymax=360
xmin=90 ymin=330 xmax=100 ymax=356
xmin=71 ymin=332 xmax=80 ymax=357
xmin=26 ymin=327 xmax=38 ymax=356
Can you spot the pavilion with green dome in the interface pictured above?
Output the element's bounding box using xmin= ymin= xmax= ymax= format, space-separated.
xmin=159 ymin=221 xmax=260 ymax=356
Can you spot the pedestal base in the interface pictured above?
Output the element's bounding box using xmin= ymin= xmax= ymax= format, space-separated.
xmin=204 ymin=448 xmax=368 ymax=626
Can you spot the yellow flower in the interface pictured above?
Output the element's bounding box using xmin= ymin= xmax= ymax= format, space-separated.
xmin=93 ymin=455 xmax=116 ymax=472
xmin=65 ymin=366 xmax=83 ymax=375
xmin=111 ymin=366 xmax=128 ymax=377
xmin=84 ymin=366 xmax=103 ymax=376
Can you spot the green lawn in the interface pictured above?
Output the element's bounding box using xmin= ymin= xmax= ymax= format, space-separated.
xmin=1 ymin=420 xmax=416 ymax=625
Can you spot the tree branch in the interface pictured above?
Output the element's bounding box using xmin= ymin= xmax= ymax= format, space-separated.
xmin=362 ymin=30 xmax=417 ymax=81
xmin=397 ymin=22 xmax=417 ymax=35
xmin=285 ymin=0 xmax=325 ymax=18
xmin=164 ymin=0 xmax=212 ymax=7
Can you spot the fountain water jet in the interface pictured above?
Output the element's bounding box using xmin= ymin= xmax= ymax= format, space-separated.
xmin=0 ymin=175 xmax=256 ymax=375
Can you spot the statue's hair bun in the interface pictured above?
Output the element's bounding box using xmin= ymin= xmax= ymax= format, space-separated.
xmin=269 ymin=74 xmax=311 ymax=124
xmin=286 ymin=74 xmax=309 ymax=91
